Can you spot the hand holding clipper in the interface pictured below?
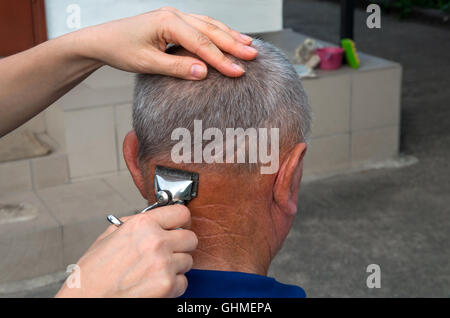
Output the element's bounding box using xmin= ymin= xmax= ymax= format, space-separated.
xmin=57 ymin=204 xmax=198 ymax=298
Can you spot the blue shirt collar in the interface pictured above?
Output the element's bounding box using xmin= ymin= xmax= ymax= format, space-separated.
xmin=180 ymin=269 xmax=306 ymax=298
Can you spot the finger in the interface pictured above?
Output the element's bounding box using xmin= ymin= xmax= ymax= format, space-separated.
xmin=180 ymin=14 xmax=257 ymax=61
xmin=173 ymin=274 xmax=189 ymax=298
xmin=148 ymin=204 xmax=192 ymax=230
xmin=186 ymin=13 xmax=253 ymax=45
xmin=146 ymin=49 xmax=207 ymax=80
xmin=162 ymin=8 xmax=253 ymax=49
xmin=96 ymin=215 xmax=133 ymax=242
xmin=166 ymin=229 xmax=198 ymax=252
xmin=172 ymin=253 xmax=194 ymax=274
xmin=162 ymin=17 xmax=245 ymax=77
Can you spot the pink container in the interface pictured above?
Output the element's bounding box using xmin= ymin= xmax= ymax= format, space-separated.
xmin=315 ymin=47 xmax=344 ymax=70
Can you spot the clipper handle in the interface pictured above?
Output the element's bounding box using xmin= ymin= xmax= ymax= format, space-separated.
xmin=139 ymin=190 xmax=184 ymax=213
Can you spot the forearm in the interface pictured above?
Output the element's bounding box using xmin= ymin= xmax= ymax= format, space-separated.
xmin=0 ymin=30 xmax=103 ymax=137
xmin=0 ymin=8 xmax=256 ymax=138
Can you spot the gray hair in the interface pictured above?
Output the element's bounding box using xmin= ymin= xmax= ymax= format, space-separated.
xmin=132 ymin=39 xmax=312 ymax=171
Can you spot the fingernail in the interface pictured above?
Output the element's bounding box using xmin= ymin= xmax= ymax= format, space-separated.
xmin=244 ymin=45 xmax=258 ymax=55
xmin=231 ymin=63 xmax=245 ymax=73
xmin=190 ymin=64 xmax=206 ymax=79
xmin=240 ymin=33 xmax=253 ymax=43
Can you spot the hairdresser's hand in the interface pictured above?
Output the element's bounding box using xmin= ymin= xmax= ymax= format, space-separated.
xmin=77 ymin=6 xmax=257 ymax=79
xmin=55 ymin=205 xmax=197 ymax=298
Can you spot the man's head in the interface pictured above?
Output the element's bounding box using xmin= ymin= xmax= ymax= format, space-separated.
xmin=123 ymin=39 xmax=312 ymax=274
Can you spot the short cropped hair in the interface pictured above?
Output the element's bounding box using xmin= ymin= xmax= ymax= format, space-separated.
xmin=132 ymin=39 xmax=312 ymax=171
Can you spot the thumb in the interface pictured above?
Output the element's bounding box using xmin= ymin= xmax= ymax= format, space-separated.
xmin=147 ymin=50 xmax=208 ymax=80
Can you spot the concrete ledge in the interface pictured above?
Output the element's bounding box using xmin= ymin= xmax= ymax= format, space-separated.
xmin=0 ymin=134 xmax=69 ymax=194
xmin=351 ymin=126 xmax=399 ymax=166
xmin=0 ymin=270 xmax=65 ymax=296
xmin=0 ymin=191 xmax=63 ymax=284
xmin=303 ymin=134 xmax=351 ymax=176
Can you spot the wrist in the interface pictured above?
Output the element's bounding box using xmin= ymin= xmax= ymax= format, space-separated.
xmin=63 ymin=27 xmax=105 ymax=70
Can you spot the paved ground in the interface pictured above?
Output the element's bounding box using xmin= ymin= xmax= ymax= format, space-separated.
xmin=4 ymin=0 xmax=449 ymax=298
xmin=268 ymin=0 xmax=450 ymax=297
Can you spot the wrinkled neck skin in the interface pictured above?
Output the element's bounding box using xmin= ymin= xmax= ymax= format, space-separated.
xmin=189 ymin=201 xmax=275 ymax=276
xmin=144 ymin=167 xmax=288 ymax=276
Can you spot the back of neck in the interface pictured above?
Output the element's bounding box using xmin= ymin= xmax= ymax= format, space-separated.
xmin=189 ymin=202 xmax=275 ymax=276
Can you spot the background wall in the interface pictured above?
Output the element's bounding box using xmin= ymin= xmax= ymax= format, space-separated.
xmin=44 ymin=0 xmax=283 ymax=39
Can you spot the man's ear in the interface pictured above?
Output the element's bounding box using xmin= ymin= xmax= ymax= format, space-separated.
xmin=273 ymin=142 xmax=307 ymax=216
xmin=123 ymin=130 xmax=147 ymax=199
